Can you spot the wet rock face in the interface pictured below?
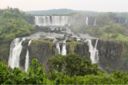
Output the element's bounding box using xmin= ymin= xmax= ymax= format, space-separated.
xmin=74 ymin=43 xmax=90 ymax=60
xmin=29 ymin=40 xmax=56 ymax=65
xmin=0 ymin=43 xmax=10 ymax=62
xmin=20 ymin=50 xmax=27 ymax=70
xmin=5 ymin=37 xmax=128 ymax=72
xmin=20 ymin=39 xmax=128 ymax=72
xmin=97 ymin=40 xmax=124 ymax=71
xmin=25 ymin=40 xmax=91 ymax=65
xmin=20 ymin=40 xmax=29 ymax=69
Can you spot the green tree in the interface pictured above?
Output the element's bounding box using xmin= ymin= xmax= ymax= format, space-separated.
xmin=26 ymin=59 xmax=46 ymax=84
xmin=48 ymin=54 xmax=101 ymax=76
xmin=0 ymin=8 xmax=34 ymax=42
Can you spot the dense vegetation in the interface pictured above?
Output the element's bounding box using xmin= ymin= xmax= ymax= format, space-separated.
xmin=0 ymin=8 xmax=34 ymax=62
xmin=1 ymin=8 xmax=128 ymax=84
xmin=2 ymin=8 xmax=128 ymax=42
xmin=68 ymin=11 xmax=128 ymax=41
xmin=1 ymin=54 xmax=128 ymax=84
xmin=0 ymin=8 xmax=34 ymax=42
xmin=27 ymin=9 xmax=76 ymax=16
xmin=84 ymin=23 xmax=128 ymax=41
xmin=29 ymin=9 xmax=128 ymax=42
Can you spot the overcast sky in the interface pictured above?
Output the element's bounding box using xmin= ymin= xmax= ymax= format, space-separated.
xmin=0 ymin=0 xmax=128 ymax=12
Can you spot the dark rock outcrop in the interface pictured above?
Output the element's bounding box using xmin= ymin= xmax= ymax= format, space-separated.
xmin=27 ymin=39 xmax=128 ymax=72
xmin=1 ymin=37 xmax=128 ymax=72
xmin=97 ymin=40 xmax=123 ymax=71
xmin=29 ymin=40 xmax=56 ymax=65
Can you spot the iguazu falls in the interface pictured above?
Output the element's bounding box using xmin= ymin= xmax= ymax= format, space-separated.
xmin=1 ymin=0 xmax=128 ymax=84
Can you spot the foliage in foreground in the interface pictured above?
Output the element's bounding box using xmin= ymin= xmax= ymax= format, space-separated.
xmin=48 ymin=54 xmax=100 ymax=77
xmin=0 ymin=59 xmax=50 ymax=84
xmin=1 ymin=55 xmax=128 ymax=84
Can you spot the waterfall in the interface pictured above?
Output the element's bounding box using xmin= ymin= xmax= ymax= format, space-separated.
xmin=56 ymin=42 xmax=61 ymax=54
xmin=61 ymin=40 xmax=67 ymax=56
xmin=25 ymin=50 xmax=29 ymax=72
xmin=125 ymin=19 xmax=128 ymax=24
xmin=86 ymin=39 xmax=99 ymax=64
xmin=25 ymin=40 xmax=32 ymax=72
xmin=8 ymin=38 xmax=26 ymax=69
xmin=56 ymin=41 xmax=67 ymax=55
xmin=35 ymin=16 xmax=69 ymax=26
xmin=86 ymin=16 xmax=89 ymax=25
xmin=93 ymin=18 xmax=97 ymax=26
xmin=35 ymin=16 xmax=42 ymax=26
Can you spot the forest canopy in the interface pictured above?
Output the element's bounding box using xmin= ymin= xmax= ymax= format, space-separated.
xmin=0 ymin=8 xmax=34 ymax=42
xmin=1 ymin=54 xmax=128 ymax=84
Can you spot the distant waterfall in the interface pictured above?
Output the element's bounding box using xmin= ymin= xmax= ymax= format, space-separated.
xmin=25 ymin=40 xmax=32 ymax=72
xmin=35 ymin=16 xmax=69 ymax=26
xmin=61 ymin=40 xmax=67 ymax=56
xmin=86 ymin=39 xmax=99 ymax=64
xmin=85 ymin=16 xmax=89 ymax=25
xmin=93 ymin=18 xmax=97 ymax=26
xmin=56 ymin=41 xmax=67 ymax=55
xmin=8 ymin=38 xmax=26 ymax=69
xmin=56 ymin=42 xmax=61 ymax=54
xmin=125 ymin=19 xmax=128 ymax=24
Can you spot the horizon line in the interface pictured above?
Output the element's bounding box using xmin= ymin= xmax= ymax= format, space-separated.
xmin=1 ymin=7 xmax=128 ymax=13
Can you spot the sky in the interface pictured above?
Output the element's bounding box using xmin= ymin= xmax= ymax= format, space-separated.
xmin=0 ymin=0 xmax=128 ymax=12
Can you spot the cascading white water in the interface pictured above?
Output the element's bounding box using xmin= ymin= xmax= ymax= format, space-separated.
xmin=56 ymin=42 xmax=61 ymax=54
xmin=25 ymin=40 xmax=32 ymax=72
xmin=61 ymin=40 xmax=67 ymax=56
xmin=94 ymin=39 xmax=99 ymax=63
xmin=85 ymin=16 xmax=89 ymax=25
xmin=93 ymin=18 xmax=97 ymax=26
xmin=25 ymin=50 xmax=29 ymax=72
xmin=35 ymin=16 xmax=69 ymax=26
xmin=125 ymin=19 xmax=128 ymax=24
xmin=8 ymin=38 xmax=26 ymax=69
xmin=86 ymin=39 xmax=99 ymax=64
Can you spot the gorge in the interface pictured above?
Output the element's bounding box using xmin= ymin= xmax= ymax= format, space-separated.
xmin=0 ymin=8 xmax=128 ymax=73
xmin=1 ymin=2 xmax=128 ymax=83
xmin=6 ymin=15 xmax=128 ymax=72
